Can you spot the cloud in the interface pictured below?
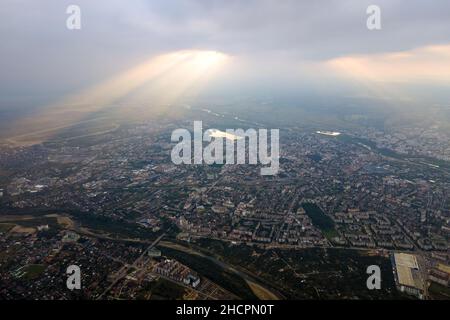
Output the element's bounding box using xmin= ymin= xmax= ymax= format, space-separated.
xmin=327 ymin=44 xmax=450 ymax=83
xmin=1 ymin=0 xmax=450 ymax=105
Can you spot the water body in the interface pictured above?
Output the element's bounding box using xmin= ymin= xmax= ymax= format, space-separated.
xmin=206 ymin=129 xmax=243 ymax=141
xmin=316 ymin=130 xmax=341 ymax=136
xmin=338 ymin=134 xmax=450 ymax=172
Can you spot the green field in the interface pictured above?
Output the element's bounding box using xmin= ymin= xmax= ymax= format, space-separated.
xmin=429 ymin=282 xmax=450 ymax=300
xmin=137 ymin=278 xmax=186 ymax=300
xmin=0 ymin=223 xmax=15 ymax=233
xmin=22 ymin=264 xmax=46 ymax=280
xmin=301 ymin=203 xmax=338 ymax=240
xmin=194 ymin=239 xmax=407 ymax=300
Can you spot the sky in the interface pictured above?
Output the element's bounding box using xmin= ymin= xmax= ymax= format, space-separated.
xmin=1 ymin=0 xmax=450 ymax=117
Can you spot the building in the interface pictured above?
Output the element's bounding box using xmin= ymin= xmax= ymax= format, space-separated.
xmin=392 ymin=253 xmax=424 ymax=299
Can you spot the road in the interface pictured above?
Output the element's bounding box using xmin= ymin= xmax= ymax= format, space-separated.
xmin=96 ymin=233 xmax=165 ymax=300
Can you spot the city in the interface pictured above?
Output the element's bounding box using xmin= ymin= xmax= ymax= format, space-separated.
xmin=0 ymin=1 xmax=449 ymax=315
xmin=0 ymin=104 xmax=449 ymax=300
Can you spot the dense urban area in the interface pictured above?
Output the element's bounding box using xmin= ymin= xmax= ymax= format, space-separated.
xmin=0 ymin=105 xmax=449 ymax=300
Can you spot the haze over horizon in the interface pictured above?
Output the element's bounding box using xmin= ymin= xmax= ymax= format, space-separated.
xmin=1 ymin=0 xmax=450 ymax=137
